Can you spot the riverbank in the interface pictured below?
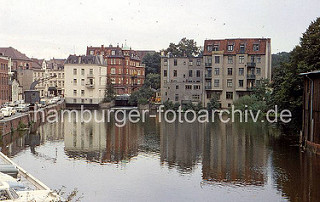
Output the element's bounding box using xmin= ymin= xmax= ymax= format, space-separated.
xmin=0 ymin=100 xmax=65 ymax=137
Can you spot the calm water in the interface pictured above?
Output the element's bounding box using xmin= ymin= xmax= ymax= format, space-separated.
xmin=1 ymin=111 xmax=320 ymax=201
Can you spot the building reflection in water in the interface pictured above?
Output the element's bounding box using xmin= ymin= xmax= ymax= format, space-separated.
xmin=63 ymin=112 xmax=161 ymax=164
xmin=1 ymin=112 xmax=320 ymax=201
xmin=201 ymin=121 xmax=269 ymax=186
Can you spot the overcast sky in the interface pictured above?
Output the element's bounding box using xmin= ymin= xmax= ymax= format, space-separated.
xmin=1 ymin=0 xmax=319 ymax=59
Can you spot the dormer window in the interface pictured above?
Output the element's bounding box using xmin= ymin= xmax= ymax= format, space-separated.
xmin=253 ymin=44 xmax=260 ymax=51
xmin=213 ymin=45 xmax=219 ymax=51
xmin=111 ymin=50 xmax=115 ymax=55
xmin=240 ymin=44 xmax=245 ymax=53
xmin=227 ymin=44 xmax=234 ymax=51
xmin=207 ymin=45 xmax=212 ymax=52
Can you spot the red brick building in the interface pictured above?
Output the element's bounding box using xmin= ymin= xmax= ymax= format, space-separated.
xmin=0 ymin=56 xmax=10 ymax=105
xmin=86 ymin=44 xmax=145 ymax=95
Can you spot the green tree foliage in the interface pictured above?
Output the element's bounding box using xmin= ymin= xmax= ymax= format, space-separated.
xmin=128 ymin=87 xmax=153 ymax=105
xmin=272 ymin=52 xmax=290 ymax=69
xmin=142 ymin=52 xmax=161 ymax=74
xmin=271 ymin=17 xmax=320 ymax=129
xmin=233 ymin=95 xmax=267 ymax=114
xmin=164 ymin=37 xmax=200 ymax=57
xmin=207 ymin=97 xmax=220 ymax=111
xmin=144 ymin=73 xmax=160 ymax=90
xmin=104 ymin=76 xmax=116 ymax=102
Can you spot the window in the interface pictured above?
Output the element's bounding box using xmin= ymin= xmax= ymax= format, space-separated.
xmin=185 ymin=85 xmax=192 ymax=90
xmin=250 ymin=55 xmax=255 ymax=62
xmin=194 ymin=85 xmax=200 ymax=90
xmin=111 ymin=50 xmax=115 ymax=55
xmin=111 ymin=68 xmax=116 ymax=74
xmin=215 ymin=56 xmax=220 ymax=64
xmin=81 ymin=69 xmax=85 ymax=75
xmin=176 ymin=85 xmax=179 ymax=89
xmin=173 ymin=70 xmax=177 ymax=77
xmin=81 ymin=79 xmax=85 ymax=86
xmin=111 ymin=78 xmax=115 ymax=84
xmin=253 ymin=44 xmax=260 ymax=51
xmin=196 ymin=59 xmax=201 ymax=66
xmin=257 ymin=56 xmax=261 ymax=63
xmin=175 ymin=94 xmax=179 ymax=101
xmin=73 ymin=68 xmax=77 ymax=75
xmin=192 ymin=94 xmax=200 ymax=100
xmin=239 ymin=68 xmax=244 ymax=76
xmin=89 ymin=69 xmax=93 ymax=74
xmin=196 ymin=70 xmax=200 ymax=77
xmin=227 ymin=68 xmax=233 ymax=75
xmin=240 ymin=44 xmax=245 ymax=53
xmin=73 ymin=90 xmax=77 ymax=96
xmin=207 ymin=45 xmax=212 ymax=52
xmin=239 ymin=80 xmax=244 ymax=87
xmin=228 ymin=44 xmax=234 ymax=51
xmin=226 ymin=92 xmax=233 ymax=99
xmin=214 ymin=79 xmax=219 ymax=87
xmin=213 ymin=45 xmax=219 ymax=51
xmin=227 ymin=79 xmax=233 ymax=87
xmin=207 ymin=93 xmax=211 ymax=99
xmin=73 ymin=79 xmax=77 ymax=86
xmin=214 ymin=68 xmax=220 ymax=75
xmin=164 ymin=70 xmax=167 ymax=77
xmin=189 ymin=70 xmax=193 ymax=77
xmin=164 ymin=59 xmax=168 ymax=66
xmin=81 ymin=90 xmax=85 ymax=96
xmin=239 ymin=56 xmax=244 ymax=64
xmin=228 ymin=56 xmax=233 ymax=64
xmin=257 ymin=68 xmax=261 ymax=75
xmin=189 ymin=59 xmax=193 ymax=66
xmin=174 ymin=59 xmax=177 ymax=66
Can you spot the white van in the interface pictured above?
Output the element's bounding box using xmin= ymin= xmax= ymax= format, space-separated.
xmin=0 ymin=108 xmax=12 ymax=117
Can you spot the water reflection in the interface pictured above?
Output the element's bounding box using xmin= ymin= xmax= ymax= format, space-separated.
xmin=1 ymin=111 xmax=320 ymax=201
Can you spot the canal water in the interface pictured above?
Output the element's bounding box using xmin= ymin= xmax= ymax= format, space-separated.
xmin=1 ymin=111 xmax=320 ymax=201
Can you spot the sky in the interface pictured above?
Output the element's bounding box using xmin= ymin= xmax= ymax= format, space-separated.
xmin=0 ymin=0 xmax=319 ymax=59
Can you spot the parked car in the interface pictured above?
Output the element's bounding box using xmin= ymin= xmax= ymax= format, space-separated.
xmin=1 ymin=107 xmax=12 ymax=117
xmin=16 ymin=104 xmax=29 ymax=112
xmin=0 ymin=112 xmax=4 ymax=120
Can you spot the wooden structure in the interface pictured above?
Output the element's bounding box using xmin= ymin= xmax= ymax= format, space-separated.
xmin=301 ymin=70 xmax=320 ymax=154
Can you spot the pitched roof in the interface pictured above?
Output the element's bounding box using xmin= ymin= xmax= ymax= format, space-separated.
xmin=0 ymin=47 xmax=31 ymax=61
xmin=31 ymin=58 xmax=43 ymax=69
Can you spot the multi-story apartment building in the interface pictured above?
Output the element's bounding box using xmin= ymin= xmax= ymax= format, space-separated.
xmin=160 ymin=56 xmax=204 ymax=105
xmin=0 ymin=56 xmax=10 ymax=105
xmin=64 ymin=55 xmax=107 ymax=106
xmin=32 ymin=58 xmax=65 ymax=97
xmin=203 ymin=38 xmax=271 ymax=108
xmin=86 ymin=44 xmax=145 ymax=95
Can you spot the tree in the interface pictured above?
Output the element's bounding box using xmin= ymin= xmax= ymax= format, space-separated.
xmin=104 ymin=76 xmax=116 ymax=102
xmin=142 ymin=52 xmax=161 ymax=74
xmin=128 ymin=87 xmax=153 ymax=105
xmin=143 ymin=73 xmax=160 ymax=90
xmin=207 ymin=97 xmax=220 ymax=111
xmin=271 ymin=17 xmax=320 ymax=130
xmin=163 ymin=37 xmax=200 ymax=57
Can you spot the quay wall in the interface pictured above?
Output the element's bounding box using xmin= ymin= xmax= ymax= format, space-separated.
xmin=0 ymin=101 xmax=65 ymax=137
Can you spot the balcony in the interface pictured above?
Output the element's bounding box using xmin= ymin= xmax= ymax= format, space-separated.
xmin=205 ymin=85 xmax=212 ymax=90
xmin=247 ymin=62 xmax=256 ymax=67
xmin=205 ymin=74 xmax=212 ymax=79
xmin=85 ymin=83 xmax=95 ymax=88
xmin=87 ymin=73 xmax=94 ymax=78
xmin=247 ymin=74 xmax=256 ymax=79
xmin=205 ymin=63 xmax=212 ymax=67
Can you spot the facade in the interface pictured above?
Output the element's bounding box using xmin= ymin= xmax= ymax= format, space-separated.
xmin=0 ymin=56 xmax=10 ymax=105
xmin=203 ymin=38 xmax=271 ymax=108
xmin=0 ymin=47 xmax=32 ymax=74
xmin=86 ymin=44 xmax=145 ymax=95
xmin=32 ymin=58 xmax=65 ymax=97
xmin=160 ymin=57 xmax=204 ymax=105
xmin=301 ymin=70 xmax=320 ymax=155
xmin=64 ymin=55 xmax=107 ymax=106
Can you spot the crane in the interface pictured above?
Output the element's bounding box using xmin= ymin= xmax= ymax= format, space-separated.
xmin=30 ymin=75 xmax=57 ymax=90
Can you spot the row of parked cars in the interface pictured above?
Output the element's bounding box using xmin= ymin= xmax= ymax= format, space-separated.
xmin=0 ymin=96 xmax=63 ymax=120
xmin=0 ymin=101 xmax=29 ymax=120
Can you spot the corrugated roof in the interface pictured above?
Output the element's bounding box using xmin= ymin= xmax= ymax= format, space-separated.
xmin=299 ymin=70 xmax=320 ymax=76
